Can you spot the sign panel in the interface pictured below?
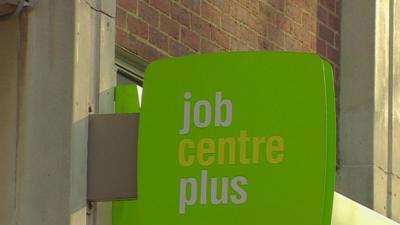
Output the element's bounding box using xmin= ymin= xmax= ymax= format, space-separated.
xmin=112 ymin=84 xmax=141 ymax=225
xmin=138 ymin=52 xmax=336 ymax=225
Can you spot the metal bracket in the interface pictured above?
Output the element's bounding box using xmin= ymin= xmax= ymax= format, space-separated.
xmin=87 ymin=113 xmax=139 ymax=201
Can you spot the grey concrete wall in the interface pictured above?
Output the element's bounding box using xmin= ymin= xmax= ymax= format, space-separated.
xmin=75 ymin=0 xmax=116 ymax=224
xmin=338 ymin=0 xmax=376 ymax=208
xmin=339 ymin=0 xmax=400 ymax=221
xmin=0 ymin=17 xmax=18 ymax=225
xmin=390 ymin=0 xmax=400 ymax=221
xmin=0 ymin=0 xmax=115 ymax=224
xmin=373 ymin=0 xmax=390 ymax=216
xmin=15 ymin=1 xmax=78 ymax=224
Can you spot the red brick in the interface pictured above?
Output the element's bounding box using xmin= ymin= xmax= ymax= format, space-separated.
xmin=149 ymin=0 xmax=170 ymax=15
xmin=126 ymin=35 xmax=165 ymax=61
xmin=115 ymin=0 xmax=340 ymax=77
xmin=181 ymin=26 xmax=200 ymax=51
xmin=127 ymin=15 xmax=149 ymax=39
xmin=292 ymin=22 xmax=308 ymax=42
xmin=300 ymin=41 xmax=312 ymax=52
xmin=191 ymin=14 xmax=212 ymax=38
xmin=116 ymin=29 xmax=129 ymax=48
xmin=268 ymin=0 xmax=284 ymax=12
xmin=149 ymin=26 xmax=168 ymax=52
xmin=200 ymin=38 xmax=222 ymax=53
xmin=287 ymin=0 xmax=303 ymax=6
xmin=267 ymin=24 xmax=284 ymax=46
xmin=209 ymin=0 xmax=225 ymax=11
xmin=222 ymin=15 xmax=240 ymax=36
xmin=118 ymin=0 xmax=137 ymax=13
xmin=300 ymin=32 xmax=314 ymax=51
xmin=237 ymin=0 xmax=248 ymax=8
xmin=138 ymin=1 xmax=159 ymax=27
xmin=230 ymin=2 xmax=248 ymax=24
xmin=317 ymin=5 xmax=329 ymax=25
xmin=181 ymin=0 xmax=201 ymax=14
xmin=255 ymin=22 xmax=267 ymax=36
xmin=335 ymin=33 xmax=340 ymax=49
xmin=272 ymin=44 xmax=284 ymax=51
xmin=258 ymin=37 xmax=274 ymax=50
xmin=334 ymin=66 xmax=340 ymax=80
xmin=309 ymin=34 xmax=317 ymax=51
xmin=230 ymin=38 xmax=248 ymax=51
xmin=328 ymin=13 xmax=340 ymax=31
xmin=317 ymin=38 xmax=327 ymax=57
xmin=208 ymin=0 xmax=230 ymax=13
xmin=171 ymin=2 xmax=190 ymax=27
xmin=303 ymin=0 xmax=317 ymax=15
xmin=248 ymin=0 xmax=259 ymax=15
xmin=239 ymin=26 xmax=258 ymax=48
xmin=160 ymin=14 xmax=180 ymax=40
xmin=284 ymin=34 xmax=302 ymax=51
xmin=116 ymin=7 xmax=127 ymax=29
xmin=302 ymin=12 xmax=317 ymax=33
xmin=201 ymin=1 xmax=221 ymax=26
xmin=259 ymin=2 xmax=277 ymax=25
xmin=285 ymin=1 xmax=302 ymax=23
xmin=323 ymin=57 xmax=333 ymax=66
xmin=211 ymin=26 xmax=230 ymax=49
xmin=169 ymin=38 xmax=193 ymax=56
xmin=245 ymin=14 xmax=258 ymax=31
xmin=276 ymin=13 xmax=294 ymax=34
xmin=320 ymin=0 xmax=335 ymax=12
xmin=318 ymin=23 xmax=334 ymax=44
xmin=327 ymin=45 xmax=339 ymax=63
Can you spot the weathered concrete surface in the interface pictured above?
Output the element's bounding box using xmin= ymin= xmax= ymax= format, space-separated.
xmin=0 ymin=17 xmax=18 ymax=225
xmin=338 ymin=0 xmax=376 ymax=208
xmin=15 ymin=1 xmax=77 ymax=224
xmin=391 ymin=0 xmax=400 ymax=221
xmin=0 ymin=0 xmax=115 ymax=225
xmin=373 ymin=0 xmax=390 ymax=216
xmin=76 ymin=1 xmax=116 ymax=225
xmin=339 ymin=0 xmax=400 ymax=221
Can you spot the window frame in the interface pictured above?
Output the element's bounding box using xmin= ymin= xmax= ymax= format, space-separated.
xmin=115 ymin=45 xmax=147 ymax=86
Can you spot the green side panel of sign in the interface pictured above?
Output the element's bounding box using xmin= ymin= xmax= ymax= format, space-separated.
xmin=112 ymin=84 xmax=140 ymax=225
xmin=115 ymin=84 xmax=140 ymax=113
xmin=112 ymin=201 xmax=139 ymax=225
xmin=322 ymin=60 xmax=336 ymax=225
xmin=137 ymin=52 xmax=336 ymax=225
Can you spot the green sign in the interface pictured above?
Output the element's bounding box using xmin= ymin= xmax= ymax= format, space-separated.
xmin=137 ymin=52 xmax=336 ymax=225
xmin=113 ymin=84 xmax=140 ymax=225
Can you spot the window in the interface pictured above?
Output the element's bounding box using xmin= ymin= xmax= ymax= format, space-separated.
xmin=115 ymin=46 xmax=147 ymax=106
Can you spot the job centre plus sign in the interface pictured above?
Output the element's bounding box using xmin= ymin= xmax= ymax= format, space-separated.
xmin=177 ymin=91 xmax=285 ymax=214
xmin=136 ymin=52 xmax=336 ymax=225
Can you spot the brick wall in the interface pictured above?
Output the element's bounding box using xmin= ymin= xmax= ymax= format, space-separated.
xmin=116 ymin=0 xmax=341 ymax=77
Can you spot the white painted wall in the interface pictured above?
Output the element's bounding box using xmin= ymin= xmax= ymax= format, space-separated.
xmin=332 ymin=193 xmax=400 ymax=225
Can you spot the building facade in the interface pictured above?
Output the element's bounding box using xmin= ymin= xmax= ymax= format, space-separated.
xmin=116 ymin=0 xmax=340 ymax=79
xmin=1 ymin=0 xmax=400 ymax=225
